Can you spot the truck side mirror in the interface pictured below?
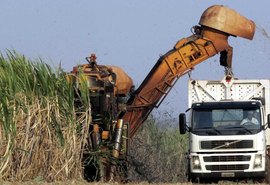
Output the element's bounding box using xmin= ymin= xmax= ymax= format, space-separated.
xmin=179 ymin=113 xmax=186 ymax=134
xmin=267 ymin=114 xmax=270 ymax=128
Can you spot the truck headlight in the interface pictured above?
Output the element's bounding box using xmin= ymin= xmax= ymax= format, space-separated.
xmin=253 ymin=154 xmax=262 ymax=169
xmin=192 ymin=156 xmax=201 ymax=170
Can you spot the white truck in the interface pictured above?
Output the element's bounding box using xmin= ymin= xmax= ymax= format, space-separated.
xmin=179 ymin=77 xmax=270 ymax=182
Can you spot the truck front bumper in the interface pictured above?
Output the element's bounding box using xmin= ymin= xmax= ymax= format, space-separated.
xmin=191 ymin=171 xmax=266 ymax=179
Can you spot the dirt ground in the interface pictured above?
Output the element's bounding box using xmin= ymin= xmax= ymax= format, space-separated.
xmin=0 ymin=181 xmax=268 ymax=185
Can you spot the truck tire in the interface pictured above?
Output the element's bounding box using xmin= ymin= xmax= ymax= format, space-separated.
xmin=187 ymin=163 xmax=200 ymax=183
xmin=254 ymin=154 xmax=270 ymax=183
xmin=188 ymin=173 xmax=200 ymax=183
xmin=265 ymin=155 xmax=270 ymax=183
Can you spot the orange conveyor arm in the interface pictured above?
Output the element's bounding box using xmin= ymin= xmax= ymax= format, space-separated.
xmin=122 ymin=5 xmax=255 ymax=137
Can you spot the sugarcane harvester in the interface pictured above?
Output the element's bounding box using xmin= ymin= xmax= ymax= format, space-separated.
xmin=68 ymin=5 xmax=255 ymax=181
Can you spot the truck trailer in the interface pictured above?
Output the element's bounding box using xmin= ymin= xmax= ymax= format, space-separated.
xmin=180 ymin=77 xmax=270 ymax=182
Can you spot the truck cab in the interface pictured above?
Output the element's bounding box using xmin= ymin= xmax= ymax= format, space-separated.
xmin=180 ymin=77 xmax=270 ymax=182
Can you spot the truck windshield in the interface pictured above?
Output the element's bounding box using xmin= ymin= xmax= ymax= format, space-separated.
xmin=191 ymin=108 xmax=262 ymax=135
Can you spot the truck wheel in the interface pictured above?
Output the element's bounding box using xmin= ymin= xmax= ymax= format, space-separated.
xmin=265 ymin=155 xmax=270 ymax=183
xmin=187 ymin=159 xmax=201 ymax=183
xmin=188 ymin=173 xmax=200 ymax=183
xmin=254 ymin=155 xmax=270 ymax=183
xmin=193 ymin=177 xmax=201 ymax=183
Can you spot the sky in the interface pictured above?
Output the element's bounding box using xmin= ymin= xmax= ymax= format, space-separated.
xmin=1 ymin=0 xmax=270 ymax=122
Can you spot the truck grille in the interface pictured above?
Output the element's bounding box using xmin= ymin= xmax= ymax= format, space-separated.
xmin=204 ymin=155 xmax=251 ymax=162
xmin=201 ymin=140 xmax=253 ymax=149
xmin=206 ymin=164 xmax=249 ymax=171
